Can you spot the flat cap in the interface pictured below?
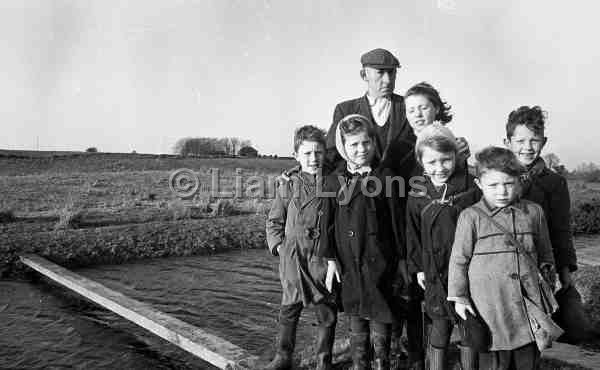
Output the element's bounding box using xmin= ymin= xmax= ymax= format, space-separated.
xmin=361 ymin=48 xmax=400 ymax=69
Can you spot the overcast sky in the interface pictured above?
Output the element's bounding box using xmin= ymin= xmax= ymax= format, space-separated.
xmin=2 ymin=0 xmax=599 ymax=169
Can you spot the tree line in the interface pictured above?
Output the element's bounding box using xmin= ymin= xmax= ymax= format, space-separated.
xmin=172 ymin=137 xmax=258 ymax=157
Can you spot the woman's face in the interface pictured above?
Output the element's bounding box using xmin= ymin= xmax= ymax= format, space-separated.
xmin=405 ymin=94 xmax=439 ymax=134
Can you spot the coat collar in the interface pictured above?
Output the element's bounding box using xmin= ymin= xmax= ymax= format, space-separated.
xmin=476 ymin=198 xmax=529 ymax=217
xmin=423 ymin=165 xmax=470 ymax=199
xmin=288 ymin=171 xmax=321 ymax=210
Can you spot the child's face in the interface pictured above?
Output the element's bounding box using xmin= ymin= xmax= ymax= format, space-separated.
xmin=405 ymin=94 xmax=439 ymax=134
xmin=294 ymin=140 xmax=324 ymax=175
xmin=476 ymin=169 xmax=520 ymax=208
xmin=420 ymin=146 xmax=456 ymax=186
xmin=504 ymin=125 xmax=547 ymax=166
xmin=343 ymin=131 xmax=374 ymax=168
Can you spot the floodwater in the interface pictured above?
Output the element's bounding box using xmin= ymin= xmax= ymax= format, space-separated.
xmin=0 ymin=249 xmax=338 ymax=369
xmin=2 ymin=235 xmax=599 ymax=369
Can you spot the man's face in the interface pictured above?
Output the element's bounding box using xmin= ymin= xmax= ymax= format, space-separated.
xmin=362 ymin=67 xmax=396 ymax=98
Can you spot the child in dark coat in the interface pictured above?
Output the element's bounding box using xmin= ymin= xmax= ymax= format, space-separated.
xmin=318 ymin=114 xmax=408 ymax=370
xmin=406 ymin=124 xmax=481 ymax=370
xmin=503 ymin=106 xmax=577 ymax=287
xmin=266 ymin=125 xmax=336 ymax=370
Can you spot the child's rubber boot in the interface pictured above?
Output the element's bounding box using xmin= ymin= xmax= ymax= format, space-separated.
xmin=371 ymin=329 xmax=390 ymax=370
xmin=315 ymin=326 xmax=335 ymax=370
xmin=264 ymin=324 xmax=296 ymax=370
xmin=350 ymin=331 xmax=370 ymax=370
xmin=458 ymin=344 xmax=479 ymax=370
xmin=427 ymin=346 xmax=446 ymax=370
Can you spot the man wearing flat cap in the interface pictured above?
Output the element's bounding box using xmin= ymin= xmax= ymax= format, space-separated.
xmin=323 ymin=48 xmax=416 ymax=177
xmin=324 ymin=48 xmax=424 ymax=370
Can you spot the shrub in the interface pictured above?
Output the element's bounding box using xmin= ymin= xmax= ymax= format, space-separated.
xmin=239 ymin=146 xmax=258 ymax=157
xmin=85 ymin=147 xmax=98 ymax=153
xmin=213 ymin=199 xmax=236 ymax=216
xmin=572 ymin=199 xmax=600 ymax=234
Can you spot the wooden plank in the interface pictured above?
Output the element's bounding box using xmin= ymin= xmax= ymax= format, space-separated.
xmin=20 ymin=254 xmax=259 ymax=370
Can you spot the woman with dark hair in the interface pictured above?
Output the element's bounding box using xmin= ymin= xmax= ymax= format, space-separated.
xmin=404 ymin=82 xmax=469 ymax=159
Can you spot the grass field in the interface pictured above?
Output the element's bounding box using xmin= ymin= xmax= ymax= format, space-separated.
xmin=0 ymin=152 xmax=296 ymax=274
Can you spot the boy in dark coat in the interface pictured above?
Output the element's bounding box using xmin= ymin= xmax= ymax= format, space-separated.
xmin=406 ymin=124 xmax=481 ymax=370
xmin=319 ymin=114 xmax=408 ymax=370
xmin=265 ymin=125 xmax=336 ymax=370
xmin=503 ymin=106 xmax=577 ymax=287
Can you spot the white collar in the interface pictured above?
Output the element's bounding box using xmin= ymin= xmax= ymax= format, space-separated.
xmin=366 ymin=93 xmax=391 ymax=106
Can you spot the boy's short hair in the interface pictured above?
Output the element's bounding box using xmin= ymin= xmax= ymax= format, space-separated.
xmin=506 ymin=105 xmax=547 ymax=138
xmin=475 ymin=146 xmax=525 ymax=178
xmin=293 ymin=125 xmax=326 ymax=153
xmin=338 ymin=114 xmax=376 ymax=144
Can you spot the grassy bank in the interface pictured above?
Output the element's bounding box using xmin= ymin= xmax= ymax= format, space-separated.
xmin=1 ymin=214 xmax=267 ymax=277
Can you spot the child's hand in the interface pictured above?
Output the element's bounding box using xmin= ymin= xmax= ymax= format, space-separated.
xmin=416 ymin=272 xmax=426 ymax=290
xmin=456 ymin=137 xmax=471 ymax=159
xmin=455 ymin=302 xmax=476 ymax=321
xmin=325 ymin=260 xmax=341 ymax=293
xmin=558 ymin=266 xmax=573 ymax=289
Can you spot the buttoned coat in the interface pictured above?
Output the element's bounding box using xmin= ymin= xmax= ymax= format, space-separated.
xmin=521 ymin=158 xmax=577 ymax=271
xmin=406 ymin=168 xmax=481 ymax=320
xmin=317 ymin=166 xmax=405 ymax=323
xmin=448 ymin=199 xmax=555 ymax=350
xmin=266 ymin=172 xmax=330 ymax=307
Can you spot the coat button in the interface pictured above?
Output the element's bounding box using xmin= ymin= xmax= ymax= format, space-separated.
xmin=509 ymin=273 xmax=519 ymax=280
xmin=347 ymin=230 xmax=355 ymax=237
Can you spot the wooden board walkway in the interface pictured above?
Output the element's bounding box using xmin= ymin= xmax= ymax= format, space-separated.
xmin=19 ymin=254 xmax=259 ymax=370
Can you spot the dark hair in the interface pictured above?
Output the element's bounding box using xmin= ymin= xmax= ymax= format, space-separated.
xmin=474 ymin=146 xmax=525 ymax=178
xmin=506 ymin=105 xmax=546 ymax=138
xmin=405 ymin=82 xmax=453 ymax=124
xmin=293 ymin=125 xmax=326 ymax=153
xmin=415 ymin=136 xmax=458 ymax=165
xmin=338 ymin=114 xmax=376 ymax=144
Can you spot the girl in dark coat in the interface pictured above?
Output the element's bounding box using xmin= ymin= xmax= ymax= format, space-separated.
xmin=318 ymin=114 xmax=407 ymax=370
xmin=406 ymin=124 xmax=481 ymax=370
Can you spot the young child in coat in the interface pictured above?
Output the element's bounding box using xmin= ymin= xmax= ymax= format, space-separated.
xmin=503 ymin=106 xmax=577 ymax=288
xmin=448 ymin=147 xmax=556 ymax=370
xmin=318 ymin=114 xmax=407 ymax=370
xmin=265 ymin=125 xmax=337 ymax=370
xmin=405 ymin=124 xmax=481 ymax=370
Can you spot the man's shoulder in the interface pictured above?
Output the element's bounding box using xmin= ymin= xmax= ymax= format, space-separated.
xmin=335 ymin=96 xmax=364 ymax=111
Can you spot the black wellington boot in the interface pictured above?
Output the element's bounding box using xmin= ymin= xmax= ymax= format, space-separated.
xmin=458 ymin=344 xmax=479 ymax=370
xmin=427 ymin=346 xmax=446 ymax=370
xmin=315 ymin=326 xmax=335 ymax=370
xmin=350 ymin=331 xmax=370 ymax=370
xmin=264 ymin=323 xmax=296 ymax=370
xmin=371 ymin=329 xmax=391 ymax=370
